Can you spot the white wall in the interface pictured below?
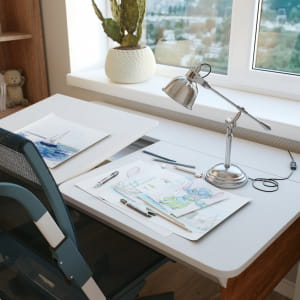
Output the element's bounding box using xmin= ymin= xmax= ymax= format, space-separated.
xmin=40 ymin=0 xmax=112 ymax=103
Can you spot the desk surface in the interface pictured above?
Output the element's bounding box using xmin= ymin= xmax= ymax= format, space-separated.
xmin=60 ymin=140 xmax=300 ymax=286
xmin=0 ymin=94 xmax=158 ymax=184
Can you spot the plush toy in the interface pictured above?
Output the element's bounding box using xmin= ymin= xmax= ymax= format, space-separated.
xmin=3 ymin=69 xmax=29 ymax=108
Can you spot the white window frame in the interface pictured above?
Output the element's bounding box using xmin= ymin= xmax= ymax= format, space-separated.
xmin=155 ymin=0 xmax=300 ymax=101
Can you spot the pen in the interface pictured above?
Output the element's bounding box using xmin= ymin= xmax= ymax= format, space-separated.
xmin=94 ymin=171 xmax=119 ymax=188
xmin=142 ymin=150 xmax=176 ymax=162
xmin=153 ymin=159 xmax=196 ymax=169
xmin=120 ymin=199 xmax=152 ymax=217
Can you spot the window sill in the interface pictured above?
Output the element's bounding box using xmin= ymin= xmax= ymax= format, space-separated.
xmin=67 ymin=68 xmax=300 ymax=142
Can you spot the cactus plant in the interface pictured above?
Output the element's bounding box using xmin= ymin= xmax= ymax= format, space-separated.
xmin=92 ymin=0 xmax=145 ymax=48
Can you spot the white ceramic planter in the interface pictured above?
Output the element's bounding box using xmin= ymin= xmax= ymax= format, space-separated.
xmin=105 ymin=46 xmax=156 ymax=84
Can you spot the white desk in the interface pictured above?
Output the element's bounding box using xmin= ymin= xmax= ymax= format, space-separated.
xmin=0 ymin=94 xmax=158 ymax=184
xmin=2 ymin=94 xmax=299 ymax=298
xmin=61 ymin=140 xmax=300 ymax=300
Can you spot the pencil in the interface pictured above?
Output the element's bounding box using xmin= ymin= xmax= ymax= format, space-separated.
xmin=153 ymin=159 xmax=196 ymax=169
xmin=155 ymin=211 xmax=192 ymax=232
xmin=144 ymin=203 xmax=192 ymax=232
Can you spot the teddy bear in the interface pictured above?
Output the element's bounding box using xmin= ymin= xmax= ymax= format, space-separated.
xmin=3 ymin=69 xmax=29 ymax=108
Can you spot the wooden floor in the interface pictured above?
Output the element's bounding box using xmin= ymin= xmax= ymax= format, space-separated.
xmin=139 ymin=262 xmax=290 ymax=300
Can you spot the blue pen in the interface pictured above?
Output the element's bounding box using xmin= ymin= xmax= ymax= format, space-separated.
xmin=142 ymin=150 xmax=176 ymax=162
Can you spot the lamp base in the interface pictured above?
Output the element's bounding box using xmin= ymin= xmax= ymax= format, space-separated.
xmin=205 ymin=163 xmax=248 ymax=189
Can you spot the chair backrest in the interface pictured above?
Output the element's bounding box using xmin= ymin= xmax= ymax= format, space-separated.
xmin=0 ymin=128 xmax=171 ymax=300
xmin=0 ymin=127 xmax=76 ymax=243
xmin=0 ymin=128 xmax=106 ymax=299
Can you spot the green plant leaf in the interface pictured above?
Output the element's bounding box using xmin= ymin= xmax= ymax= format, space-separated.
xmin=102 ymin=19 xmax=122 ymax=43
xmin=91 ymin=0 xmax=104 ymax=22
xmin=110 ymin=0 xmax=120 ymax=23
xmin=120 ymin=0 xmax=139 ymax=34
xmin=136 ymin=0 xmax=145 ymax=41
xmin=121 ymin=34 xmax=139 ymax=47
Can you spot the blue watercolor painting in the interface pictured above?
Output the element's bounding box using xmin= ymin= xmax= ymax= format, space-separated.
xmin=15 ymin=114 xmax=109 ymax=169
xmin=18 ymin=131 xmax=78 ymax=165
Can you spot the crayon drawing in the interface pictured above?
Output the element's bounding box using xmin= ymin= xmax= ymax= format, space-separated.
xmin=113 ymin=164 xmax=228 ymax=217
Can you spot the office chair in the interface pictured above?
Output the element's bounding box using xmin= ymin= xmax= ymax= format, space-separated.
xmin=0 ymin=127 xmax=173 ymax=300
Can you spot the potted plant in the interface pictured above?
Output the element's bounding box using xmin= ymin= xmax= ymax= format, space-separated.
xmin=92 ymin=0 xmax=156 ymax=83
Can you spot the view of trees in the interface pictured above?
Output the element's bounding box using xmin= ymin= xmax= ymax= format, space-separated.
xmin=144 ymin=0 xmax=300 ymax=75
xmin=256 ymin=0 xmax=300 ymax=74
xmin=144 ymin=0 xmax=232 ymax=73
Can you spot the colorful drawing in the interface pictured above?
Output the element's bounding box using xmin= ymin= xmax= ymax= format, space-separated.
xmin=113 ymin=164 xmax=228 ymax=218
xmin=138 ymin=176 xmax=227 ymax=217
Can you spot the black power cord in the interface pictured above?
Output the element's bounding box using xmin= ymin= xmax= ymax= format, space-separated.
xmin=249 ymin=151 xmax=297 ymax=192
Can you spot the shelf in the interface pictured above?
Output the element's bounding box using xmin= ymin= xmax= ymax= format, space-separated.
xmin=0 ymin=0 xmax=48 ymax=102
xmin=0 ymin=32 xmax=32 ymax=42
xmin=0 ymin=106 xmax=24 ymax=119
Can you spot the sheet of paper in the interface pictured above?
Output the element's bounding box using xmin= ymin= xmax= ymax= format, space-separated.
xmin=113 ymin=163 xmax=228 ymax=217
xmin=76 ymin=160 xmax=250 ymax=240
xmin=16 ymin=113 xmax=109 ymax=168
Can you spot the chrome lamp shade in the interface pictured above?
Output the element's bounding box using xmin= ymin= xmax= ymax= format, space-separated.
xmin=163 ymin=76 xmax=198 ymax=110
xmin=163 ymin=64 xmax=271 ymax=189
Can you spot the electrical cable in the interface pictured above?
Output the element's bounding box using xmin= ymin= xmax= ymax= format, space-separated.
xmin=248 ymin=151 xmax=297 ymax=192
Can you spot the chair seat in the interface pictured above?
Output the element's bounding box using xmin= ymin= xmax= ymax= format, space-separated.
xmin=70 ymin=207 xmax=168 ymax=298
xmin=0 ymin=206 xmax=167 ymax=299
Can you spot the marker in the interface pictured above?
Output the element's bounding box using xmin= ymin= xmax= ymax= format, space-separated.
xmin=120 ymin=199 xmax=152 ymax=217
xmin=175 ymin=165 xmax=203 ymax=178
xmin=94 ymin=171 xmax=119 ymax=188
xmin=120 ymin=200 xmax=192 ymax=232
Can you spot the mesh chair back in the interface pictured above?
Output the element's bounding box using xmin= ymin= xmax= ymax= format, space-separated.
xmin=0 ymin=128 xmax=76 ymax=243
xmin=0 ymin=137 xmax=40 ymax=185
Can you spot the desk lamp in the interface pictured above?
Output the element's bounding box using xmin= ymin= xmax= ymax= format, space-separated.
xmin=163 ymin=64 xmax=271 ymax=189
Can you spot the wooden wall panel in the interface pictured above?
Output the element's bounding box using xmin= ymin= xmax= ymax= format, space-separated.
xmin=0 ymin=0 xmax=48 ymax=103
xmin=0 ymin=0 xmax=8 ymax=71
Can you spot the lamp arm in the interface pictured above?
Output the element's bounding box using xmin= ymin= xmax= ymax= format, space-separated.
xmin=191 ymin=74 xmax=271 ymax=131
xmin=224 ymin=111 xmax=242 ymax=168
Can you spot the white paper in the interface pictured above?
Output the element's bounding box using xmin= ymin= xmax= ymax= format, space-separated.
xmin=16 ymin=113 xmax=109 ymax=168
xmin=76 ymin=160 xmax=250 ymax=240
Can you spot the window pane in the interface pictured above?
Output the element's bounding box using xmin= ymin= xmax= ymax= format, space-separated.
xmin=255 ymin=0 xmax=300 ymax=75
xmin=144 ymin=0 xmax=232 ymax=74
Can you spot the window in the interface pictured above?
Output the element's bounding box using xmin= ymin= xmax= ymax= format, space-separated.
xmin=254 ymin=0 xmax=300 ymax=75
xmin=144 ymin=0 xmax=232 ymax=74
xmin=144 ymin=0 xmax=300 ymax=77
xmin=65 ymin=0 xmax=300 ymax=101
xmin=143 ymin=0 xmax=300 ymax=101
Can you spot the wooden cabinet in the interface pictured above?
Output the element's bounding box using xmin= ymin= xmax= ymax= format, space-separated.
xmin=0 ymin=0 xmax=48 ymax=118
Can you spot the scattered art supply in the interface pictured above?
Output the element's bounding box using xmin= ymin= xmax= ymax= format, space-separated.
xmin=76 ymin=160 xmax=250 ymax=240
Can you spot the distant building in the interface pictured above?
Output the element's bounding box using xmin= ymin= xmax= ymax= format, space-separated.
xmin=276 ymin=8 xmax=287 ymax=24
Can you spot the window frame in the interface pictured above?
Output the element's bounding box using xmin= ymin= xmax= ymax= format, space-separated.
xmin=225 ymin=0 xmax=300 ymax=101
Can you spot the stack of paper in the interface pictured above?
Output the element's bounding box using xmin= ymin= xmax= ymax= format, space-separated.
xmin=76 ymin=160 xmax=250 ymax=240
